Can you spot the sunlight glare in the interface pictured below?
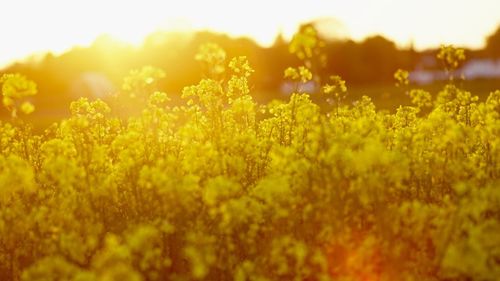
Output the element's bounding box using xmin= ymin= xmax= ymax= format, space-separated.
xmin=0 ymin=0 xmax=499 ymax=67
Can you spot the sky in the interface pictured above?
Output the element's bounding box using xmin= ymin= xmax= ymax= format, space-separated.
xmin=0 ymin=0 xmax=499 ymax=68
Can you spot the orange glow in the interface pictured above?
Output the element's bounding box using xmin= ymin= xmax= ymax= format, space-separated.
xmin=326 ymin=233 xmax=384 ymax=281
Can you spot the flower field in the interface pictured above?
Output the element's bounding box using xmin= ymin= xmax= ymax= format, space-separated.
xmin=0 ymin=37 xmax=499 ymax=281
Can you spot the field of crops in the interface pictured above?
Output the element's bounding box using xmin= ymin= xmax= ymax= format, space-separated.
xmin=0 ymin=32 xmax=499 ymax=281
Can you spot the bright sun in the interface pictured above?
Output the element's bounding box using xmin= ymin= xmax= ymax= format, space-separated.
xmin=0 ymin=0 xmax=499 ymax=67
xmin=1 ymin=0 xmax=301 ymax=67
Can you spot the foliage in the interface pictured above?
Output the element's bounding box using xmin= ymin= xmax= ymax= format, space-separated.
xmin=394 ymin=69 xmax=409 ymax=88
xmin=0 ymin=73 xmax=37 ymax=117
xmin=0 ymin=40 xmax=499 ymax=281
xmin=437 ymin=45 xmax=466 ymax=79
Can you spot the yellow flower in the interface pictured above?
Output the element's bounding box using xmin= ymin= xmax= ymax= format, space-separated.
xmin=394 ymin=69 xmax=409 ymax=87
xmin=20 ymin=101 xmax=35 ymax=114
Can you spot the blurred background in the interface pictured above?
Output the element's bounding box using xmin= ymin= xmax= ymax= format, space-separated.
xmin=1 ymin=0 xmax=499 ymax=125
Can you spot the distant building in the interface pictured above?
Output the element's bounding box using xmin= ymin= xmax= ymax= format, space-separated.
xmin=410 ymin=70 xmax=447 ymax=85
xmin=461 ymin=59 xmax=500 ymax=79
xmin=281 ymin=81 xmax=319 ymax=95
xmin=410 ymin=58 xmax=500 ymax=85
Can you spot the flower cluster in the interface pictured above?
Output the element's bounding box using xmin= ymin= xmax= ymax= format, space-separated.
xmin=0 ymin=73 xmax=37 ymax=117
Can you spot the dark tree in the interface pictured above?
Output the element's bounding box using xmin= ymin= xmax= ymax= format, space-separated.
xmin=486 ymin=25 xmax=500 ymax=58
